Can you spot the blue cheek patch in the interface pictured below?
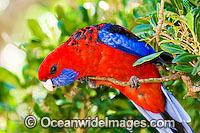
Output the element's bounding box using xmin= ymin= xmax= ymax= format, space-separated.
xmin=98 ymin=24 xmax=155 ymax=57
xmin=51 ymin=69 xmax=79 ymax=87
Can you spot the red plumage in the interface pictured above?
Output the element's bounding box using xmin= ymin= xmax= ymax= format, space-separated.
xmin=38 ymin=24 xmax=165 ymax=113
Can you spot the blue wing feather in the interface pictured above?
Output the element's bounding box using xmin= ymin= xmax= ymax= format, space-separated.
xmin=161 ymin=85 xmax=191 ymax=122
xmin=98 ymin=23 xmax=193 ymax=132
xmin=98 ymin=23 xmax=155 ymax=57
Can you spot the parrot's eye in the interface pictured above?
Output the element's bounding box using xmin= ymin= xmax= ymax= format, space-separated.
xmin=50 ymin=64 xmax=57 ymax=74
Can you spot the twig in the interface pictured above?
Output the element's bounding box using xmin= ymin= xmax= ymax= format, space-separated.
xmin=180 ymin=23 xmax=187 ymax=40
xmin=156 ymin=0 xmax=165 ymax=44
xmin=88 ymin=72 xmax=182 ymax=86
xmin=160 ymin=33 xmax=174 ymax=40
xmin=173 ymin=63 xmax=200 ymax=98
xmin=160 ymin=36 xmax=169 ymax=40
xmin=147 ymin=36 xmax=156 ymax=44
xmin=180 ymin=74 xmax=199 ymax=98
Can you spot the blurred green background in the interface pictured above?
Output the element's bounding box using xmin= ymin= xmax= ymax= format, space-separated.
xmin=0 ymin=0 xmax=200 ymax=132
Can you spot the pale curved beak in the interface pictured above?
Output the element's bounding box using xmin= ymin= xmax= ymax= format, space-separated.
xmin=41 ymin=79 xmax=56 ymax=91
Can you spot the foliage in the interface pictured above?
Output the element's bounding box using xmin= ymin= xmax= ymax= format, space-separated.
xmin=132 ymin=0 xmax=200 ymax=130
xmin=0 ymin=0 xmax=200 ymax=132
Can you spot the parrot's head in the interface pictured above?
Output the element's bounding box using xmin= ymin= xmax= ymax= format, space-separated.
xmin=38 ymin=45 xmax=79 ymax=91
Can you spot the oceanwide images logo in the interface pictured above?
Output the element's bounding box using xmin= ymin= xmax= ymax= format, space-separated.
xmin=24 ymin=115 xmax=175 ymax=130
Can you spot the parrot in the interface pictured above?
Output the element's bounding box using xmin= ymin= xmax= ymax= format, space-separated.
xmin=38 ymin=23 xmax=193 ymax=132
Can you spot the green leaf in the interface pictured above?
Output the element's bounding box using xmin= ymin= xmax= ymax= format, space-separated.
xmin=193 ymin=7 xmax=200 ymax=37
xmin=186 ymin=12 xmax=194 ymax=32
xmin=159 ymin=39 xmax=186 ymax=47
xmin=119 ymin=11 xmax=128 ymax=27
xmin=133 ymin=6 xmax=147 ymax=18
xmin=160 ymin=43 xmax=186 ymax=54
xmin=55 ymin=5 xmax=64 ymax=20
xmin=90 ymin=90 xmax=97 ymax=97
xmin=183 ymin=0 xmax=190 ymax=12
xmin=197 ymin=21 xmax=200 ymax=42
xmin=112 ymin=99 xmax=130 ymax=109
xmin=27 ymin=19 xmax=47 ymax=40
xmin=175 ymin=65 xmax=193 ymax=72
xmin=172 ymin=53 xmax=198 ymax=63
xmin=188 ymin=0 xmax=198 ymax=6
xmin=122 ymin=0 xmax=127 ymax=7
xmin=174 ymin=0 xmax=184 ymax=11
xmin=131 ymin=24 xmax=153 ymax=35
xmin=135 ymin=18 xmax=149 ymax=24
xmin=156 ymin=3 xmax=160 ymax=17
xmin=33 ymin=103 xmax=49 ymax=117
xmin=192 ymin=58 xmax=200 ymax=75
xmin=115 ymin=109 xmax=135 ymax=115
xmin=194 ymin=7 xmax=200 ymax=40
xmin=56 ymin=99 xmax=70 ymax=105
xmin=133 ymin=51 xmax=163 ymax=67
xmin=79 ymin=6 xmax=89 ymax=23
xmin=0 ymin=67 xmax=21 ymax=89
xmin=150 ymin=13 xmax=158 ymax=27
xmin=143 ymin=0 xmax=149 ymax=5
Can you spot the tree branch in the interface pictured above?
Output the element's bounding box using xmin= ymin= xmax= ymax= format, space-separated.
xmin=88 ymin=72 xmax=181 ymax=86
xmin=88 ymin=72 xmax=200 ymax=98
xmin=181 ymin=74 xmax=199 ymax=98
xmin=156 ymin=0 xmax=165 ymax=44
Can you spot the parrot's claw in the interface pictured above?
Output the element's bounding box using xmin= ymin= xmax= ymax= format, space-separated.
xmin=129 ymin=76 xmax=140 ymax=90
xmin=88 ymin=80 xmax=97 ymax=88
xmin=77 ymin=77 xmax=88 ymax=83
xmin=78 ymin=77 xmax=97 ymax=88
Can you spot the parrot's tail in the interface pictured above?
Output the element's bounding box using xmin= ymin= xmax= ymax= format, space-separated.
xmin=131 ymin=85 xmax=193 ymax=133
xmin=160 ymin=110 xmax=193 ymax=132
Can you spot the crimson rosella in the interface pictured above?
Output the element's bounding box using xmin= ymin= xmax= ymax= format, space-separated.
xmin=38 ymin=23 xmax=193 ymax=132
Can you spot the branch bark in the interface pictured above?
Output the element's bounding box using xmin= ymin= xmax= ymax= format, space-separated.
xmin=88 ymin=72 xmax=181 ymax=86
xmin=181 ymin=74 xmax=199 ymax=98
xmin=156 ymin=0 xmax=165 ymax=44
xmin=88 ymin=71 xmax=200 ymax=99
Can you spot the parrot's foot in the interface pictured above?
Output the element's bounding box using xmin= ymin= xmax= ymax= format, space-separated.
xmin=129 ymin=76 xmax=140 ymax=89
xmin=77 ymin=77 xmax=88 ymax=83
xmin=88 ymin=80 xmax=97 ymax=88
xmin=78 ymin=77 xmax=97 ymax=88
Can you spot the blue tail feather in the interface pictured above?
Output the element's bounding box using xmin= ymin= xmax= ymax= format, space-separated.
xmin=130 ymin=85 xmax=193 ymax=133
